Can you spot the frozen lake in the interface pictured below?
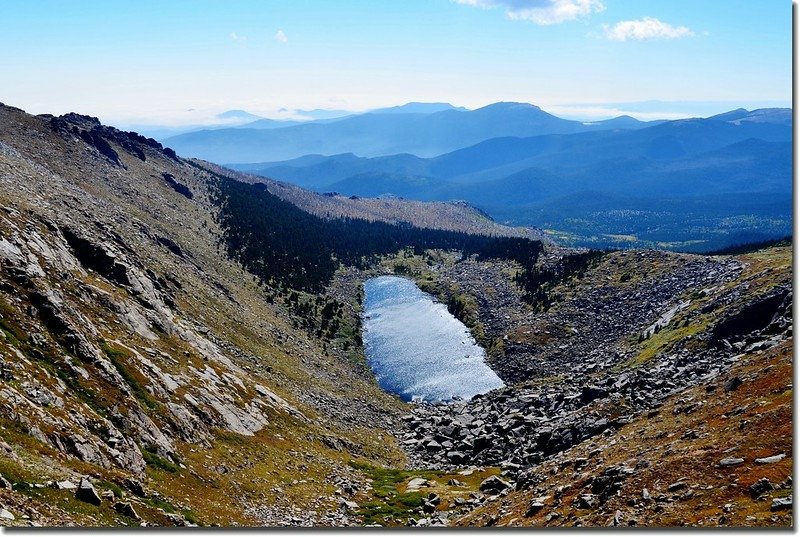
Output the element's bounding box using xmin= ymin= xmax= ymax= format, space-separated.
xmin=362 ymin=275 xmax=504 ymax=403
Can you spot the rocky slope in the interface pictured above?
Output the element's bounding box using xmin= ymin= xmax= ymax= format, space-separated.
xmin=0 ymin=103 xmax=430 ymax=526
xmin=0 ymin=103 xmax=792 ymax=527
xmin=380 ymin=245 xmax=791 ymax=527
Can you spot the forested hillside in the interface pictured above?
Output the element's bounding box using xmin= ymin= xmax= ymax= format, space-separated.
xmin=209 ymin=169 xmax=544 ymax=293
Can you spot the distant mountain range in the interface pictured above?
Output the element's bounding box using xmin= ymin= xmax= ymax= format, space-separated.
xmin=228 ymin=107 xmax=792 ymax=251
xmin=164 ymin=102 xmax=665 ymax=163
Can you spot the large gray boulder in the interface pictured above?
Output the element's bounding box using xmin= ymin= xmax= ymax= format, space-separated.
xmin=75 ymin=477 xmax=102 ymax=505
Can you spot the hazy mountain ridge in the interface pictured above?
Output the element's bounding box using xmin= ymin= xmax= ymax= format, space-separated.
xmin=165 ymin=102 xmax=659 ymax=163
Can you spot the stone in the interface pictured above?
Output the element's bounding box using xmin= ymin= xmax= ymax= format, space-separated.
xmin=422 ymin=501 xmax=436 ymax=514
xmin=425 ymin=440 xmax=442 ymax=451
xmin=114 ymin=502 xmax=140 ymax=520
xmin=719 ymin=457 xmax=745 ymax=467
xmin=755 ymin=454 xmax=786 ymax=465
xmin=56 ymin=480 xmax=77 ymax=490
xmin=578 ymin=494 xmax=597 ymax=509
xmin=525 ymin=496 xmax=549 ymax=517
xmin=545 ymin=511 xmax=560 ymax=522
xmin=447 ymin=478 xmax=465 ymax=487
xmin=427 ymin=493 xmax=441 ymax=506
xmin=75 ymin=477 xmax=102 ymax=505
xmin=406 ymin=478 xmax=429 ymax=492
xmin=580 ymin=386 xmax=609 ymax=404
xmin=667 ymin=480 xmax=688 ymax=492
xmin=472 ymin=435 xmax=492 ymax=453
xmin=340 ymin=499 xmax=359 ymax=511
xmin=0 ymin=509 xmax=14 ymax=521
xmin=447 ymin=451 xmax=468 ymax=464
xmin=750 ymin=478 xmax=773 ymax=499
xmin=479 ymin=475 xmax=511 ymax=495
xmin=122 ymin=478 xmax=147 ymax=497
xmin=724 ymin=377 xmax=743 ymax=392
xmin=771 ymin=496 xmax=792 ymax=511
xmin=0 ymin=475 xmax=11 ymax=490
xmin=165 ymin=513 xmax=187 ymax=526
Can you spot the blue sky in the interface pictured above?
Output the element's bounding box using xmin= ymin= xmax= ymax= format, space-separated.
xmin=0 ymin=0 xmax=791 ymax=125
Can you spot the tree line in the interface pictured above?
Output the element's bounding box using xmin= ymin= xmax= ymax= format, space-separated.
xmin=210 ymin=176 xmax=544 ymax=293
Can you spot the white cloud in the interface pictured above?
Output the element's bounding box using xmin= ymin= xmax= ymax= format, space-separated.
xmin=274 ymin=29 xmax=288 ymax=43
xmin=230 ymin=31 xmax=246 ymax=41
xmin=454 ymin=0 xmax=605 ymax=25
xmin=604 ymin=17 xmax=694 ymax=41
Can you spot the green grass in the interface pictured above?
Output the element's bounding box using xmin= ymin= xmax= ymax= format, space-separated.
xmin=100 ymin=341 xmax=159 ymax=410
xmin=0 ymin=296 xmax=27 ymax=344
xmin=142 ymin=447 xmax=180 ymax=473
xmin=619 ymin=315 xmax=710 ymax=370
xmin=358 ymin=494 xmax=426 ymax=526
xmin=349 ymin=461 xmax=446 ymax=526
xmin=182 ymin=509 xmax=202 ymax=525
xmin=143 ymin=495 xmax=178 ymax=513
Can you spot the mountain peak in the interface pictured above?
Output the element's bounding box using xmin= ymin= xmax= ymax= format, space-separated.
xmin=476 ymin=102 xmax=544 ymax=113
xmin=370 ymin=102 xmax=465 ymax=114
xmin=217 ymin=109 xmax=263 ymax=121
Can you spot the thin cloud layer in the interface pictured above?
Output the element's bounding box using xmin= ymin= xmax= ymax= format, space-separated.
xmin=604 ymin=17 xmax=694 ymax=41
xmin=454 ymin=0 xmax=605 ymax=25
xmin=275 ymin=30 xmax=288 ymax=43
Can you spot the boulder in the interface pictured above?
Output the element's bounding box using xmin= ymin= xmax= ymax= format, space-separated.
xmin=76 ymin=477 xmax=102 ymax=505
xmin=406 ymin=477 xmax=429 ymax=492
xmin=771 ymin=496 xmax=792 ymax=511
xmin=56 ymin=480 xmax=77 ymax=490
xmin=339 ymin=499 xmax=359 ymax=511
xmin=525 ymin=496 xmax=550 ymax=517
xmin=578 ymin=494 xmax=597 ymax=509
xmin=114 ymin=502 xmax=141 ymax=520
xmin=580 ymin=386 xmax=609 ymax=405
xmin=755 ymin=454 xmax=786 ymax=465
xmin=749 ymin=478 xmax=773 ymax=499
xmin=479 ymin=475 xmax=511 ymax=495
xmin=724 ymin=377 xmax=743 ymax=392
xmin=446 ymin=451 xmax=468 ymax=464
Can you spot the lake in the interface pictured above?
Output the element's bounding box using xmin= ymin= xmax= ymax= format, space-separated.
xmin=362 ymin=275 xmax=504 ymax=403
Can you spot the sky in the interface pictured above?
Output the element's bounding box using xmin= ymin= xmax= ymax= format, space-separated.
xmin=0 ymin=0 xmax=792 ymax=126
